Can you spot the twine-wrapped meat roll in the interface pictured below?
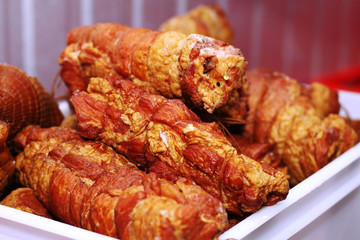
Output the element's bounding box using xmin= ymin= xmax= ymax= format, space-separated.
xmin=243 ymin=68 xmax=358 ymax=185
xmin=70 ymin=75 xmax=289 ymax=216
xmin=0 ymin=64 xmax=64 ymax=148
xmin=58 ymin=23 xmax=247 ymax=115
xmin=15 ymin=125 xmax=228 ymax=240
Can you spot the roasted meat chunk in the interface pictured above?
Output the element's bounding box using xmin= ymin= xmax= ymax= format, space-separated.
xmin=58 ymin=23 xmax=247 ymax=116
xmin=243 ymin=68 xmax=358 ymax=185
xmin=70 ymin=75 xmax=289 ymax=216
xmin=15 ymin=125 xmax=228 ymax=240
xmin=0 ymin=121 xmax=15 ymax=197
xmin=0 ymin=187 xmax=52 ymax=219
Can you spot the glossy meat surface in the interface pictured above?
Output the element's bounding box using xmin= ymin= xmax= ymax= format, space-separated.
xmin=15 ymin=125 xmax=228 ymax=239
xmin=0 ymin=187 xmax=52 ymax=218
xmin=70 ymin=76 xmax=289 ymax=216
xmin=0 ymin=121 xmax=15 ymax=197
xmin=244 ymin=68 xmax=358 ymax=185
xmin=59 ymin=23 xmax=247 ymax=115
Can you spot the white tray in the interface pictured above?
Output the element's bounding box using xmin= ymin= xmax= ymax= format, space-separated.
xmin=1 ymin=90 xmax=359 ymax=240
xmin=220 ymin=90 xmax=360 ymax=240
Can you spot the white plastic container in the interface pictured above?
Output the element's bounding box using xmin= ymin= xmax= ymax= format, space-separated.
xmin=0 ymin=90 xmax=359 ymax=240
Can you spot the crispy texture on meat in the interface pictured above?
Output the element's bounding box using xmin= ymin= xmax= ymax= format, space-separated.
xmin=15 ymin=125 xmax=228 ymax=240
xmin=0 ymin=187 xmax=52 ymax=218
xmin=0 ymin=121 xmax=15 ymax=197
xmin=227 ymin=134 xmax=287 ymax=175
xmin=244 ymin=68 xmax=358 ymax=185
xmin=70 ymin=76 xmax=289 ymax=216
xmin=58 ymin=23 xmax=247 ymax=115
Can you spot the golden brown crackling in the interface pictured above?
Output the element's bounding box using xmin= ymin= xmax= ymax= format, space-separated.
xmin=59 ymin=23 xmax=247 ymax=115
xmin=0 ymin=187 xmax=53 ymax=218
xmin=177 ymin=121 xmax=289 ymax=213
xmin=227 ymin=134 xmax=286 ymax=176
xmin=245 ymin=68 xmax=358 ymax=185
xmin=147 ymin=31 xmax=186 ymax=99
xmin=307 ymin=82 xmax=340 ymax=118
xmin=71 ymin=76 xmax=289 ymax=216
xmin=15 ymin=125 xmax=228 ymax=239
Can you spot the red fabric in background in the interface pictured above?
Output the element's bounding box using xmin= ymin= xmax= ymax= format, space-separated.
xmin=227 ymin=0 xmax=360 ymax=85
xmin=310 ymin=64 xmax=360 ymax=93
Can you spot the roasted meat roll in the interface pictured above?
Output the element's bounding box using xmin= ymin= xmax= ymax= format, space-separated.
xmin=227 ymin=133 xmax=287 ymax=176
xmin=70 ymin=75 xmax=289 ymax=216
xmin=0 ymin=187 xmax=53 ymax=219
xmin=243 ymin=68 xmax=358 ymax=185
xmin=0 ymin=121 xmax=15 ymax=197
xmin=58 ymin=23 xmax=247 ymax=115
xmin=0 ymin=64 xmax=64 ymax=148
xmin=15 ymin=125 xmax=228 ymax=240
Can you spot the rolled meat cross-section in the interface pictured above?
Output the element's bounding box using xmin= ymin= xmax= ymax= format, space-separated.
xmin=58 ymin=23 xmax=247 ymax=115
xmin=70 ymin=75 xmax=290 ymax=216
xmin=15 ymin=125 xmax=228 ymax=240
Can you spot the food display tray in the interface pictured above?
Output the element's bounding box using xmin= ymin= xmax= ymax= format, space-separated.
xmin=1 ymin=90 xmax=359 ymax=240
